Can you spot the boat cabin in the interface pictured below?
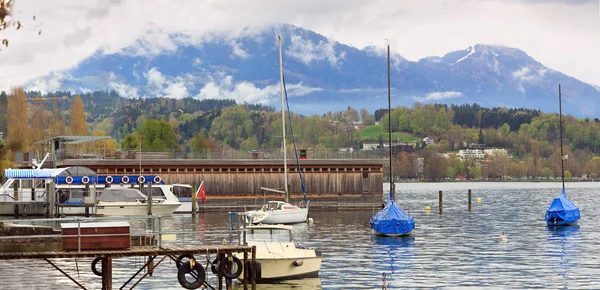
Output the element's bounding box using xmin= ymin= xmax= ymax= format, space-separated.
xmin=261 ymin=201 xmax=299 ymax=211
xmin=244 ymin=224 xmax=294 ymax=243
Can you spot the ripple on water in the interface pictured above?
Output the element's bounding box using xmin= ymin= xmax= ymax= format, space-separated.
xmin=1 ymin=182 xmax=600 ymax=289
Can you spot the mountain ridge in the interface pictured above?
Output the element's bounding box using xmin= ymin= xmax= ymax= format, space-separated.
xmin=23 ymin=24 xmax=600 ymax=117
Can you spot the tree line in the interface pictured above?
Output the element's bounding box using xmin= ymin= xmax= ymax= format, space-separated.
xmin=2 ymin=88 xmax=600 ymax=180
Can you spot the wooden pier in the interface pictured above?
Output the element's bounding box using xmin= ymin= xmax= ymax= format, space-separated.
xmin=0 ymin=245 xmax=256 ymax=290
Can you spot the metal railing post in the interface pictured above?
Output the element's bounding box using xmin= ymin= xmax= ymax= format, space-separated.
xmin=158 ymin=216 xmax=162 ymax=248
xmin=77 ymin=218 xmax=81 ymax=252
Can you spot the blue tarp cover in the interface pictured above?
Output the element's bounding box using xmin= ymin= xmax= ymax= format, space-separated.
xmin=370 ymin=200 xmax=415 ymax=236
xmin=4 ymin=168 xmax=68 ymax=179
xmin=545 ymin=188 xmax=580 ymax=226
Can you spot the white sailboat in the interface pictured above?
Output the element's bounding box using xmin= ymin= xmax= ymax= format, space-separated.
xmin=245 ymin=35 xmax=309 ymax=225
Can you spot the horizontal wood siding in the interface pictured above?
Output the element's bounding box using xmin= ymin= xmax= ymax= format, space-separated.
xmin=77 ymin=160 xmax=384 ymax=196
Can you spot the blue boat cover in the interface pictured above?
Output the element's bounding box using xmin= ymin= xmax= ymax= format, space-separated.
xmin=4 ymin=168 xmax=68 ymax=179
xmin=370 ymin=199 xmax=415 ymax=236
xmin=545 ymin=188 xmax=580 ymax=226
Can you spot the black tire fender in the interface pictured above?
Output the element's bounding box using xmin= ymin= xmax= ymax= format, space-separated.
xmin=211 ymin=253 xmax=225 ymax=274
xmin=243 ymin=260 xmax=262 ymax=282
xmin=220 ymin=255 xmax=243 ymax=279
xmin=177 ymin=261 xmax=206 ymax=289
xmin=176 ymin=254 xmax=194 ymax=269
xmin=91 ymin=257 xmax=103 ymax=276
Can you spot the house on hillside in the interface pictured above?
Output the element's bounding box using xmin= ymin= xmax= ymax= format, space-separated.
xmin=423 ymin=137 xmax=434 ymax=145
xmin=362 ymin=143 xmax=379 ymax=151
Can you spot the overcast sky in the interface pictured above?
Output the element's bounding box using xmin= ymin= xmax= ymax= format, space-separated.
xmin=0 ymin=0 xmax=598 ymax=91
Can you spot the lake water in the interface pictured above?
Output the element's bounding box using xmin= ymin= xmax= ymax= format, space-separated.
xmin=1 ymin=182 xmax=599 ymax=289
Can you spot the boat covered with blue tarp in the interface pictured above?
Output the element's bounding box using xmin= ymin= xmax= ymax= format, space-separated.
xmin=545 ymin=188 xmax=580 ymax=226
xmin=370 ymin=198 xmax=415 ymax=236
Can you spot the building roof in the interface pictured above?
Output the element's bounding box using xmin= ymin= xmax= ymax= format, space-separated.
xmin=33 ymin=135 xmax=111 ymax=145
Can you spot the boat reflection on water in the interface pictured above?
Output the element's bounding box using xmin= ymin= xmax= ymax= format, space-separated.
xmin=371 ymin=235 xmax=415 ymax=288
xmin=233 ymin=277 xmax=322 ymax=289
xmin=546 ymin=224 xmax=581 ymax=238
xmin=372 ymin=235 xmax=416 ymax=248
xmin=546 ymin=225 xmax=581 ymax=289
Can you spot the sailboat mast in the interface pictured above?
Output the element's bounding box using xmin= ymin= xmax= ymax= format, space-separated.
xmin=387 ymin=44 xmax=394 ymax=201
xmin=278 ymin=35 xmax=289 ymax=203
xmin=558 ymin=84 xmax=565 ymax=190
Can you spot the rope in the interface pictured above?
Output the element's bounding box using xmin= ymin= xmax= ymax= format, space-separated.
xmin=282 ymin=74 xmax=307 ymax=203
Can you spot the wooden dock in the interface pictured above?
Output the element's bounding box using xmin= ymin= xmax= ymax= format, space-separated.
xmin=0 ymin=245 xmax=256 ymax=290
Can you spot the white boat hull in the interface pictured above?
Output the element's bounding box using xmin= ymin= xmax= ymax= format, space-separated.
xmin=174 ymin=198 xmax=198 ymax=213
xmin=96 ymin=202 xmax=180 ymax=216
xmin=235 ymin=237 xmax=321 ymax=281
xmin=249 ymin=208 xmax=308 ymax=224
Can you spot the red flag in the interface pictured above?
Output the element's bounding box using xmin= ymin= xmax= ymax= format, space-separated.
xmin=196 ymin=181 xmax=206 ymax=204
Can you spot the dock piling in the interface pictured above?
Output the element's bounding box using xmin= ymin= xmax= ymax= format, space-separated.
xmin=102 ymin=256 xmax=112 ymax=290
xmin=192 ymin=183 xmax=198 ymax=213
xmin=468 ymin=189 xmax=472 ymax=211
xmin=252 ymin=245 xmax=257 ymax=290
xmin=439 ymin=190 xmax=443 ymax=214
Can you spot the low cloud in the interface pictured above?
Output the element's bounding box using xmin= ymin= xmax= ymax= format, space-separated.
xmin=287 ymin=35 xmax=345 ymax=66
xmin=108 ymin=81 xmax=139 ymax=99
xmin=413 ymin=91 xmax=463 ymax=102
xmin=512 ymin=66 xmax=548 ymax=93
xmin=141 ymin=67 xmax=194 ymax=99
xmin=196 ymin=74 xmax=322 ymax=104
xmin=25 ymin=72 xmax=73 ymax=93
xmin=230 ymin=40 xmax=251 ymax=60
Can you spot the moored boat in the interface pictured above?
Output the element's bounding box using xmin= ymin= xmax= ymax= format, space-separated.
xmin=244 ymin=35 xmax=310 ymax=225
xmin=95 ymin=187 xmax=181 ymax=216
xmin=235 ymin=224 xmax=321 ymax=282
xmin=369 ymin=44 xmax=415 ymax=236
xmin=544 ymin=84 xmax=580 ymax=226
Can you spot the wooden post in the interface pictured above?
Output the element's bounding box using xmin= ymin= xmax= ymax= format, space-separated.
xmin=13 ymin=180 xmax=18 ymax=202
xmin=226 ymin=251 xmax=233 ymax=290
xmin=468 ymin=189 xmax=472 ymax=211
xmin=438 ymin=190 xmax=443 ymax=214
xmin=102 ymin=256 xmax=112 ymax=290
xmin=192 ymin=183 xmax=197 ymax=213
xmin=243 ymin=250 xmax=248 ymax=290
xmin=147 ymin=256 xmax=154 ymax=276
xmin=252 ymin=245 xmax=257 ymax=290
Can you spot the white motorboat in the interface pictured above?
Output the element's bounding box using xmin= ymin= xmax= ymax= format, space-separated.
xmin=144 ymin=183 xmax=197 ymax=213
xmin=96 ymin=187 xmax=181 ymax=216
xmin=235 ymin=224 xmax=321 ymax=281
xmin=245 ymin=35 xmax=309 ymax=225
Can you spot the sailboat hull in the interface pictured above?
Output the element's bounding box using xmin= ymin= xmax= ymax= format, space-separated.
xmin=370 ymin=201 xmax=415 ymax=236
xmin=372 ymin=231 xmax=413 ymax=237
xmin=545 ymin=190 xmax=580 ymax=226
xmin=249 ymin=207 xmax=308 ymax=224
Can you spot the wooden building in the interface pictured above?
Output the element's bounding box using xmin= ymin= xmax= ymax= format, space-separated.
xmin=15 ymin=136 xmax=385 ymax=198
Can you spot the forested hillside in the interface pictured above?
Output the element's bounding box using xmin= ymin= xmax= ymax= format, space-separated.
xmin=2 ymin=89 xmax=600 ymax=180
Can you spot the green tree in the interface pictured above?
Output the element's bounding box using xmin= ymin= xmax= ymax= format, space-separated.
xmin=446 ymin=166 xmax=457 ymax=179
xmin=138 ymin=119 xmax=177 ymax=150
xmin=469 ymin=167 xmax=482 ymax=179
xmin=541 ymin=167 xmax=553 ymax=180
xmin=240 ymin=137 xmax=259 ymax=152
xmin=121 ymin=132 xmax=141 ymax=150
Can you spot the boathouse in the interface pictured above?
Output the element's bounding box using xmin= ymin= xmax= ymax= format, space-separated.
xmin=12 ymin=136 xmax=385 ymax=205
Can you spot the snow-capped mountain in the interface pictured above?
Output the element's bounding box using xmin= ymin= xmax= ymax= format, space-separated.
xmin=27 ymin=24 xmax=600 ymax=117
